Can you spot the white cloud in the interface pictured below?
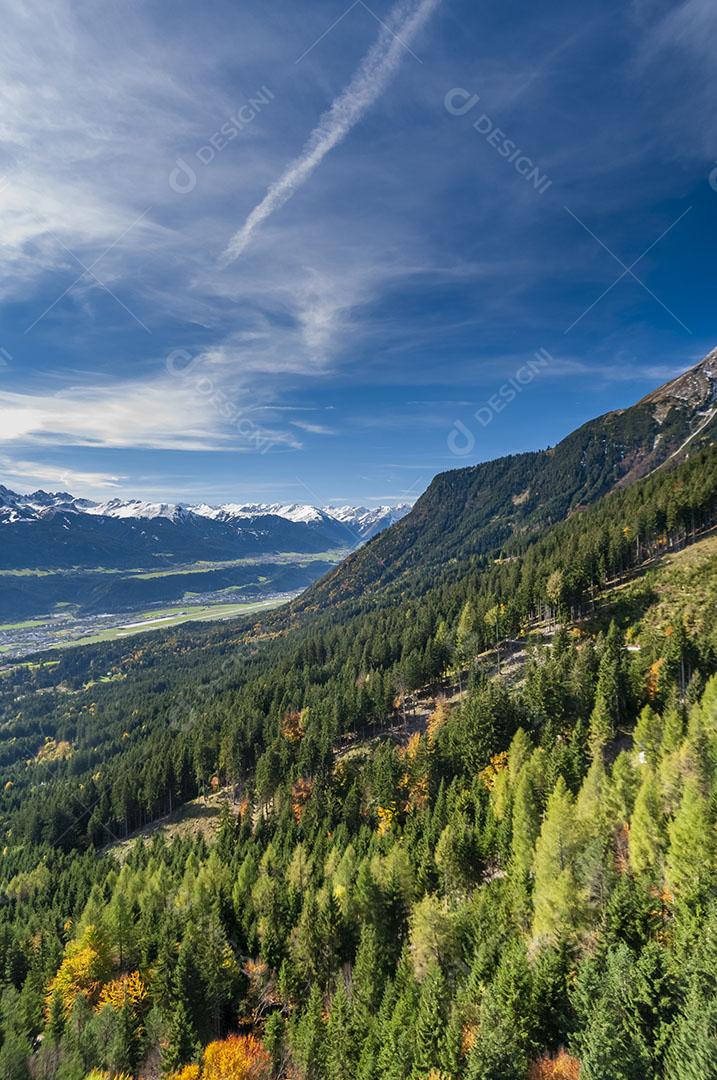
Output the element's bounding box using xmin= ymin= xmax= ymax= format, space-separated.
xmin=0 ymin=455 xmax=124 ymax=492
xmin=0 ymin=366 xmax=299 ymax=452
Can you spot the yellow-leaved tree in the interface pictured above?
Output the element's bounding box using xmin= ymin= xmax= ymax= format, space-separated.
xmin=46 ymin=923 xmax=113 ymax=1015
xmin=166 ymin=1034 xmax=271 ymax=1080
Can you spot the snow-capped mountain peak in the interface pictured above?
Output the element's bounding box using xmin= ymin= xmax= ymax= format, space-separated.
xmin=0 ymin=486 xmax=413 ymax=543
xmin=85 ymin=499 xmax=190 ymax=522
xmin=192 ymin=502 xmax=330 ymax=526
xmin=189 ymin=502 xmax=411 ymax=537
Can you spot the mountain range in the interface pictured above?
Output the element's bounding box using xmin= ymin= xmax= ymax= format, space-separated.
xmin=0 ymin=489 xmax=411 ymax=570
xmin=1 ymin=346 xmax=714 ymax=582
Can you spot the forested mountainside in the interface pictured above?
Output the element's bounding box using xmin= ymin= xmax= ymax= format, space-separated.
xmin=3 ymin=357 xmax=717 ymax=1079
xmin=301 ymin=348 xmax=717 ymax=607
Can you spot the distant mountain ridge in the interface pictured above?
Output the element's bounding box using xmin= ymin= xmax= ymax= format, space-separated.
xmin=0 ymin=487 xmax=411 ymax=570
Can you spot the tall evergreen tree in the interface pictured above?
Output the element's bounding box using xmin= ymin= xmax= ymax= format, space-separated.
xmin=532 ymin=777 xmax=584 ymax=945
xmin=629 ymin=770 xmax=664 ymax=879
xmin=666 ymin=779 xmax=716 ymax=908
xmin=410 ymin=962 xmax=447 ymax=1078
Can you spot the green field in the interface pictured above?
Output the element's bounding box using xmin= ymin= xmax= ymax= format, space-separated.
xmin=0 ymin=549 xmax=350 ymax=580
xmin=133 ymin=549 xmax=349 ymax=580
xmin=0 ymin=616 xmax=60 ymax=631
xmin=62 ymin=596 xmax=287 ymax=648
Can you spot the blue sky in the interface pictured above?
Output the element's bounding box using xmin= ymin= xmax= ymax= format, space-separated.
xmin=0 ymin=0 xmax=715 ymax=506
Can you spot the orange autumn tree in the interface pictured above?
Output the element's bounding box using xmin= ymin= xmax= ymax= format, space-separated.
xmin=528 ymin=1049 xmax=581 ymax=1079
xmin=280 ymin=708 xmax=305 ymax=743
xmin=291 ymin=777 xmax=314 ymax=822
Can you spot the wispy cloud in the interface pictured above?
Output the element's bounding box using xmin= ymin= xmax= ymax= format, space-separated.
xmin=0 ymin=369 xmax=299 ymax=453
xmin=220 ymin=0 xmax=441 ymax=264
xmin=0 ymin=455 xmax=125 ymax=493
xmin=291 ymin=419 xmax=336 ymax=435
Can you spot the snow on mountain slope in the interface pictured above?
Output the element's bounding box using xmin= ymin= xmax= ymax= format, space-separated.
xmin=85 ymin=499 xmax=190 ymax=522
xmin=191 ymin=502 xmax=412 ymax=537
xmin=326 ymin=504 xmax=412 ymax=538
xmin=192 ymin=503 xmax=330 ymax=526
xmin=0 ymin=487 xmax=413 ymax=535
xmin=0 ymin=486 xmax=90 ymax=523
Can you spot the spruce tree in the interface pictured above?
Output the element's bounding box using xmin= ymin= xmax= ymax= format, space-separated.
xmin=588 ymin=621 xmax=626 ymax=755
xmin=410 ymin=962 xmax=447 ymax=1078
xmin=292 ymin=983 xmax=326 ymax=1080
xmin=629 ymin=770 xmax=664 ymax=879
xmin=376 ymin=971 xmax=418 ymax=1080
xmin=574 ymin=942 xmax=665 ymax=1080
xmin=666 ymin=779 xmax=716 ymax=907
xmin=531 ymin=777 xmax=584 ymax=945
xmin=326 ymin=979 xmax=356 ymax=1079
xmin=665 ymin=983 xmax=717 ymax=1080
xmin=509 ymin=765 xmax=540 ymax=925
xmin=161 ymin=997 xmax=200 ymax=1076
xmin=351 ymin=924 xmax=383 ymax=1032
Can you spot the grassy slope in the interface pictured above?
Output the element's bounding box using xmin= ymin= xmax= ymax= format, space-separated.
xmin=593 ymin=530 xmax=717 ymax=643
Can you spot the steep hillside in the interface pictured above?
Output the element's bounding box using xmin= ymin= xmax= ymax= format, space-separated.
xmin=3 ymin=430 xmax=717 ymax=1080
xmin=302 ymin=347 xmax=717 ymax=607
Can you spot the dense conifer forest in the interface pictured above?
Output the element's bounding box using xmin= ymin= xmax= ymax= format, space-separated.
xmin=3 ymin=446 xmax=717 ymax=1078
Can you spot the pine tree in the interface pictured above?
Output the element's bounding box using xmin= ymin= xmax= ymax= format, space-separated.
xmin=509 ymin=764 xmax=541 ymax=925
xmin=588 ymin=622 xmax=626 ymax=755
xmin=531 ymin=777 xmax=584 ymax=946
xmin=291 ymin=983 xmax=326 ymax=1080
xmin=629 ymin=770 xmax=664 ymax=879
xmin=456 ymin=601 xmax=478 ymax=666
xmin=633 ymin=705 xmax=662 ymax=766
xmin=410 ymin=962 xmax=447 ymax=1078
xmin=665 ymin=779 xmax=716 ymax=907
xmin=326 ymin=979 xmax=356 ymax=1079
xmin=575 ymin=754 xmax=607 ymax=838
xmin=588 ymin=694 xmax=614 ymax=759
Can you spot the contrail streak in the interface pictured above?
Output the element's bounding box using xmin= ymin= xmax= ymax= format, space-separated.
xmin=220 ymin=0 xmax=441 ymax=266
